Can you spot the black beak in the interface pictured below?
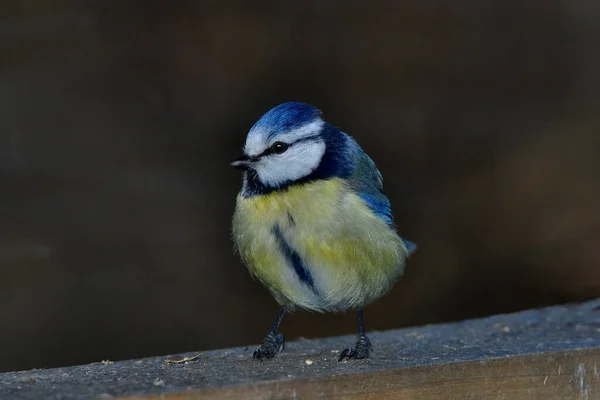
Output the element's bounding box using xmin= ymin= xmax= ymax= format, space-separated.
xmin=230 ymin=154 xmax=256 ymax=170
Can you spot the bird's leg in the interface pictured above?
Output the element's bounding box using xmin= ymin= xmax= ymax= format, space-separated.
xmin=253 ymin=306 xmax=287 ymax=360
xmin=338 ymin=308 xmax=373 ymax=361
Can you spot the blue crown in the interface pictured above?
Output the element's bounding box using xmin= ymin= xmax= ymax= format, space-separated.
xmin=250 ymin=102 xmax=322 ymax=140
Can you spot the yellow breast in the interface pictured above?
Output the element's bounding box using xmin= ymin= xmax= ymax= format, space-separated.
xmin=232 ymin=178 xmax=407 ymax=312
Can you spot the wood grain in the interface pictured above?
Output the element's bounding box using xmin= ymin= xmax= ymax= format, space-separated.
xmin=1 ymin=299 xmax=599 ymax=400
xmin=154 ymin=348 xmax=599 ymax=400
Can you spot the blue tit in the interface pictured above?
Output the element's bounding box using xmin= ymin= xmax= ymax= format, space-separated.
xmin=231 ymin=102 xmax=416 ymax=361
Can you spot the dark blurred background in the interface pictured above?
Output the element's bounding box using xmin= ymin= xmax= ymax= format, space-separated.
xmin=1 ymin=1 xmax=599 ymax=373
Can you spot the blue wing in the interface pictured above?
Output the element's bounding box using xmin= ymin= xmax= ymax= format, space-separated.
xmin=345 ymin=137 xmax=393 ymax=223
xmin=346 ymin=137 xmax=417 ymax=255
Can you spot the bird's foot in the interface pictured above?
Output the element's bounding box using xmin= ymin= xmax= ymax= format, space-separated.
xmin=338 ymin=333 xmax=372 ymax=361
xmin=253 ymin=332 xmax=285 ymax=360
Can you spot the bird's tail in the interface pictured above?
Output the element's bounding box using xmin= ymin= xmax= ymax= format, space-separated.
xmin=401 ymin=238 xmax=417 ymax=256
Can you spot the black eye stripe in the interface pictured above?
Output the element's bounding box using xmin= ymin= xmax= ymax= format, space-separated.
xmin=256 ymin=136 xmax=321 ymax=158
xmin=258 ymin=144 xmax=285 ymax=158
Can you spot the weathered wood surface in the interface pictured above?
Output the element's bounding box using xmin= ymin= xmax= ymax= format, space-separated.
xmin=1 ymin=299 xmax=599 ymax=400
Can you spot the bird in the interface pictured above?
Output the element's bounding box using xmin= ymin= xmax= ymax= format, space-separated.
xmin=231 ymin=102 xmax=416 ymax=361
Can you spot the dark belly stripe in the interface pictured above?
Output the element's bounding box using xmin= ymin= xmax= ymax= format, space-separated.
xmin=272 ymin=225 xmax=317 ymax=294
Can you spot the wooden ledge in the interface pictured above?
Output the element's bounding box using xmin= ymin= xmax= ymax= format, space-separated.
xmin=2 ymin=299 xmax=599 ymax=399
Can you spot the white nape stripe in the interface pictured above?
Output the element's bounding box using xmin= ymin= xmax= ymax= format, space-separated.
xmin=268 ymin=119 xmax=324 ymax=146
xmin=245 ymin=118 xmax=324 ymax=156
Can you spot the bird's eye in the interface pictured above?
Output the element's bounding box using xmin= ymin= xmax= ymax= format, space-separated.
xmin=271 ymin=141 xmax=289 ymax=154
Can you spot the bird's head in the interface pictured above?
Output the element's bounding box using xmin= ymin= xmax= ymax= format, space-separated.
xmin=232 ymin=102 xmax=347 ymax=196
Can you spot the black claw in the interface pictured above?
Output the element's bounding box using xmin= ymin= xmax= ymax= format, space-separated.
xmin=338 ymin=334 xmax=372 ymax=361
xmin=338 ymin=347 xmax=353 ymax=361
xmin=253 ymin=332 xmax=285 ymax=361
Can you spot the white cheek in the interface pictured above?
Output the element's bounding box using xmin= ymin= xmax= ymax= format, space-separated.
xmin=256 ymin=140 xmax=326 ymax=187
